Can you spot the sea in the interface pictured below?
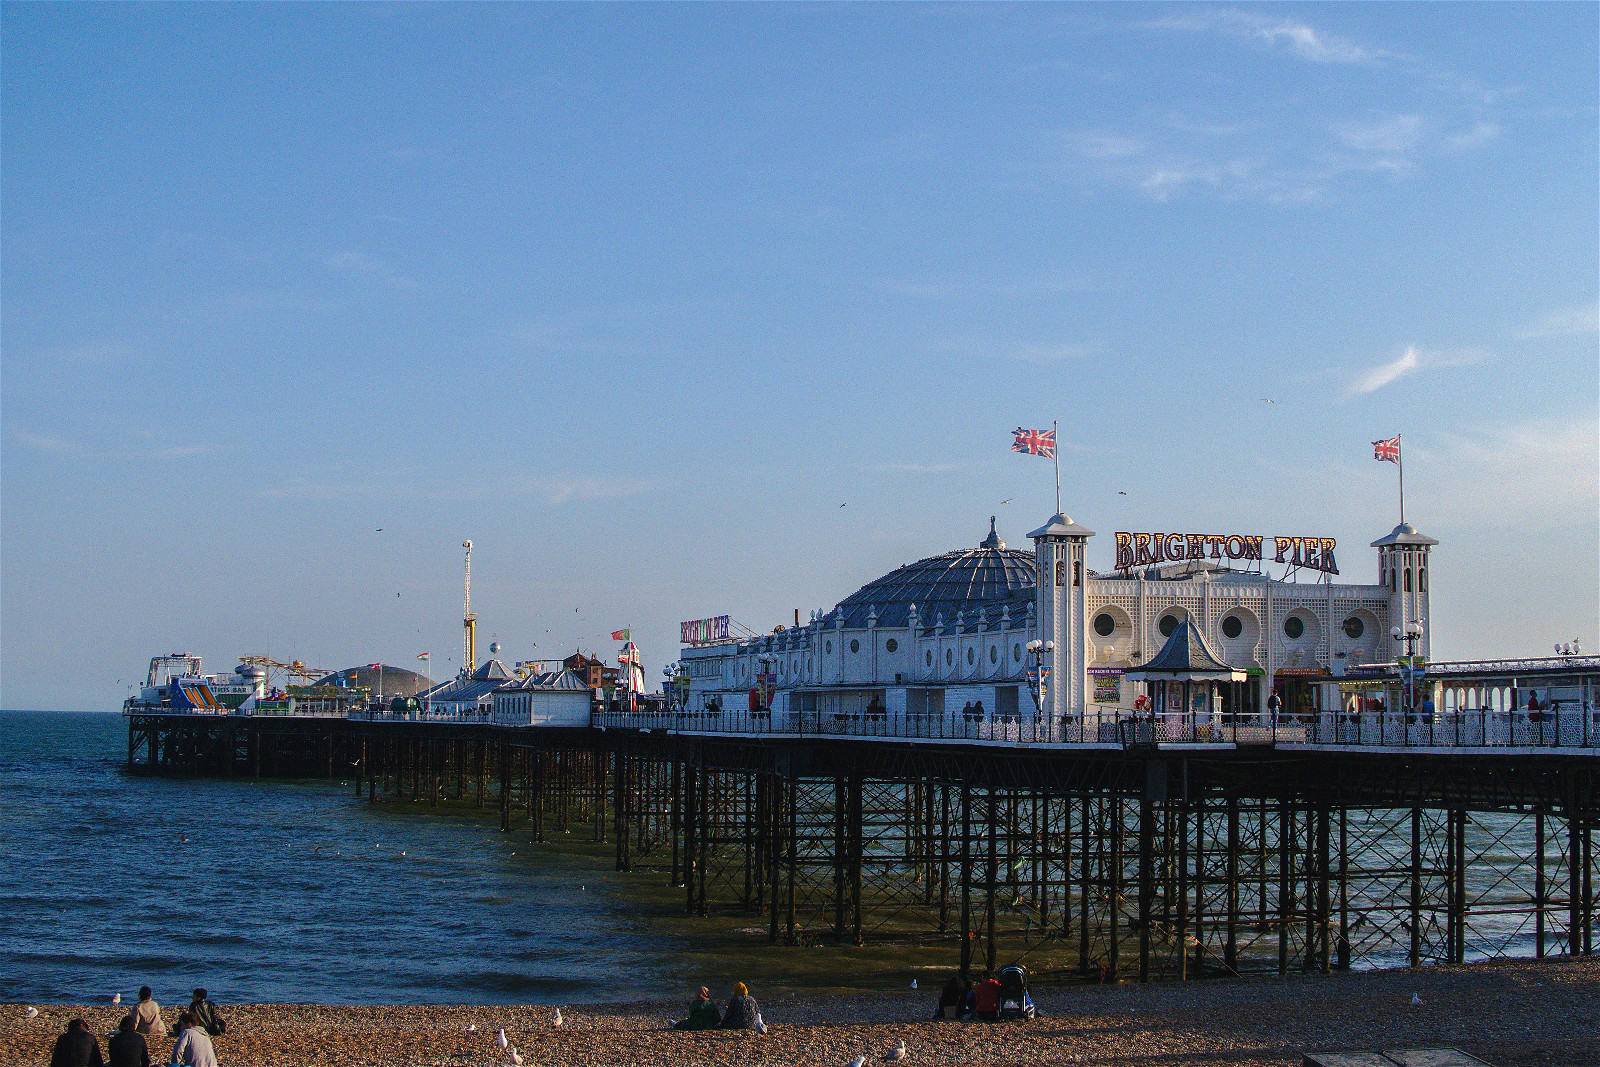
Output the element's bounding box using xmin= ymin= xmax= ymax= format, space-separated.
xmin=1 ymin=710 xmax=1555 ymax=1006
xmin=0 ymin=710 xmax=678 ymax=1005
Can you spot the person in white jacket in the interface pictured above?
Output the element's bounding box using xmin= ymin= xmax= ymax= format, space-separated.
xmin=169 ymin=1013 xmax=218 ymax=1067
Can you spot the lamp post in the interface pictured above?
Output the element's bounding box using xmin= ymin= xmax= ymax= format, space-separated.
xmin=1025 ymin=639 xmax=1054 ymax=715
xmin=1391 ymin=620 xmax=1425 ymax=715
xmin=1555 ymin=640 xmax=1581 ymax=657
xmin=756 ymin=654 xmax=775 ymax=722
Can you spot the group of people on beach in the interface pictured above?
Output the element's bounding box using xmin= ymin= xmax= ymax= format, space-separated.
xmin=670 ymin=982 xmax=763 ymax=1031
xmin=49 ymin=988 xmax=227 ymax=1067
xmin=932 ymin=967 xmax=1036 ymax=1022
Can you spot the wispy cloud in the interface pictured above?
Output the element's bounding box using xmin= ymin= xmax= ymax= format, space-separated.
xmin=259 ymin=471 xmax=650 ymax=506
xmin=1145 ymin=9 xmax=1380 ymax=65
xmin=1445 ymin=121 xmax=1501 ymax=151
xmin=868 ymin=462 xmax=964 ymax=475
xmin=871 ymin=273 xmax=1090 ymax=300
xmin=1517 ymin=303 xmax=1599 ymax=340
xmin=11 ymin=427 xmax=75 ymax=454
xmin=1335 ymin=114 xmax=1425 ymax=154
xmin=1346 ymin=345 xmax=1485 ymax=396
xmin=1422 ymin=418 xmax=1599 ymax=530
xmin=326 ymin=251 xmax=420 ymax=291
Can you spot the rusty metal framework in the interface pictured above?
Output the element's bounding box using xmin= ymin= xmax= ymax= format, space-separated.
xmin=125 ymin=714 xmax=1597 ymax=981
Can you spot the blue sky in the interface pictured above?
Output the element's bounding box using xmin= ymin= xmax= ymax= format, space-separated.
xmin=3 ymin=2 xmax=1595 ymax=710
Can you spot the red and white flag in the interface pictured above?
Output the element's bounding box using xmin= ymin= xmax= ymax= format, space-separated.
xmin=1373 ymin=436 xmax=1401 ymax=464
xmin=1012 ymin=427 xmax=1056 ymax=459
xmin=610 ymin=628 xmax=630 ymax=641
xmin=416 ymin=652 xmax=430 ymax=660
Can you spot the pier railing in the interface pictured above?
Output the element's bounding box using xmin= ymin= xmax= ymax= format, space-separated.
xmin=130 ymin=699 xmax=1600 ymax=750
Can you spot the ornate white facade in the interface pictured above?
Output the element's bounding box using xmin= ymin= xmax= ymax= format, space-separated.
xmin=681 ymin=513 xmax=1436 ymax=726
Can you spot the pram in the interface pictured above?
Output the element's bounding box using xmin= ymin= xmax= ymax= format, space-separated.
xmin=996 ymin=965 xmax=1036 ymax=1020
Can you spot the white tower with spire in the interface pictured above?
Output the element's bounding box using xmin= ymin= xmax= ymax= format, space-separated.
xmin=1371 ymin=522 xmax=1438 ymax=661
xmin=1029 ymin=512 xmax=1094 ymax=717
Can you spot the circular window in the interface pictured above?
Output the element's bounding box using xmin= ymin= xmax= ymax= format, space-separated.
xmin=1284 ymin=616 xmax=1305 ymax=639
xmin=1342 ymin=617 xmax=1364 ymax=639
xmin=946 ymin=649 xmax=954 ymax=666
xmin=825 ymin=641 xmax=832 ymax=655
xmin=1094 ymin=613 xmax=1116 ymax=637
xmin=989 ymin=646 xmax=997 ymax=664
xmin=1158 ymin=614 xmax=1180 ymax=638
xmin=1013 ymin=644 xmax=1022 ymax=662
xmin=850 ymin=639 xmax=860 ymax=654
xmin=925 ymin=650 xmax=933 ymax=667
xmin=885 ymin=638 xmax=898 ymax=653
xmin=967 ymin=648 xmax=975 ymax=665
xmin=1222 ymin=616 xmax=1243 ymax=640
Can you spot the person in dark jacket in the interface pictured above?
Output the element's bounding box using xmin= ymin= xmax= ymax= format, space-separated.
xmin=718 ymin=982 xmax=761 ymax=1030
xmin=49 ymin=1018 xmax=104 ymax=1067
xmin=187 ymin=989 xmax=225 ymax=1037
xmin=671 ymin=986 xmax=722 ymax=1030
xmin=933 ymin=972 xmax=971 ymax=1020
xmin=107 ymin=1016 xmax=149 ymax=1067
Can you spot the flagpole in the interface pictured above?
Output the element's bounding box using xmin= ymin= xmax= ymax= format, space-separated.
xmin=1053 ymin=419 xmax=1061 ymax=515
xmin=1397 ymin=434 xmax=1405 ymax=524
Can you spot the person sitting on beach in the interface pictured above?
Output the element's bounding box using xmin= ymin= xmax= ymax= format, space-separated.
xmin=718 ymin=982 xmax=761 ymax=1030
xmin=169 ymin=1012 xmax=218 ymax=1067
xmin=132 ymin=987 xmax=166 ymax=1039
xmin=672 ymin=987 xmax=722 ymax=1030
xmin=186 ymin=989 xmax=225 ymax=1037
xmin=108 ymin=1015 xmax=150 ymax=1067
xmin=970 ymin=971 xmax=1002 ymax=1022
xmin=933 ymin=972 xmax=970 ymax=1020
xmin=49 ymin=1018 xmax=104 ymax=1067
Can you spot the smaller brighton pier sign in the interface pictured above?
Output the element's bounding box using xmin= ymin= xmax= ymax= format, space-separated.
xmin=1113 ymin=532 xmax=1339 ymax=575
xmin=680 ymin=615 xmax=732 ymax=645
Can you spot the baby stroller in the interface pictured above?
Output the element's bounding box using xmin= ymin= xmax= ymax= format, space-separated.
xmin=997 ymin=965 xmax=1036 ymax=1020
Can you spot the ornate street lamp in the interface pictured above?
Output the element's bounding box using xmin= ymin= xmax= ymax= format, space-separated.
xmin=1025 ymin=639 xmax=1054 ymax=714
xmin=1391 ymin=620 xmax=1425 ymax=714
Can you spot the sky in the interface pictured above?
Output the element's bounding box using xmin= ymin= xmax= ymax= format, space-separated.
xmin=3 ymin=2 xmax=1596 ymax=712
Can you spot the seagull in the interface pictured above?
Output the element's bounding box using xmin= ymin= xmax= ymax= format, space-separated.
xmin=509 ymin=1049 xmax=524 ymax=1066
xmin=755 ymin=1012 xmax=768 ymax=1034
xmin=1117 ymin=491 xmax=1127 ymax=495
xmin=497 ymin=1028 xmax=509 ymax=1049
xmin=376 ymin=528 xmax=384 ymax=532
xmin=23 ymin=1006 xmax=38 ymax=1018
xmin=1411 ymin=993 xmax=1422 ymax=1006
xmin=839 ymin=503 xmax=847 ymax=508
xmin=1258 ymin=398 xmax=1275 ymax=404
xmin=111 ymin=993 xmax=121 ymax=1006
xmin=465 ymin=1024 xmax=477 ymax=1032
xmin=884 ymin=1040 xmax=908 ymax=1062
xmin=999 ymin=499 xmax=1010 ymax=505
xmin=909 ymin=979 xmax=917 ymax=989
xmin=552 ymin=1007 xmax=564 ymax=1027
xmin=848 ymin=1057 xmax=868 ymax=1067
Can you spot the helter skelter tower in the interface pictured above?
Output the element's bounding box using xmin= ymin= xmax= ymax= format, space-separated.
xmin=462 ymin=539 xmax=477 ymax=676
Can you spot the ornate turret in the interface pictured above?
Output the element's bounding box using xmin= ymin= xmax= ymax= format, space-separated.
xmin=1371 ymin=522 xmax=1438 ymax=661
xmin=1029 ymin=512 xmax=1095 ymax=718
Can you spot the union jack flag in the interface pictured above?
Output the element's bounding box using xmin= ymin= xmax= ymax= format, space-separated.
xmin=1012 ymin=427 xmax=1056 ymax=459
xmin=1373 ymin=436 xmax=1401 ymax=464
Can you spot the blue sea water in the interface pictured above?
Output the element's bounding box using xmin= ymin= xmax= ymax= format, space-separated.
xmin=0 ymin=710 xmax=672 ymax=1005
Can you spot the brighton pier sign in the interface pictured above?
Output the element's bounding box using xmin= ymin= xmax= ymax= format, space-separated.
xmin=680 ymin=615 xmax=732 ymax=645
xmin=1113 ymin=532 xmax=1339 ymax=575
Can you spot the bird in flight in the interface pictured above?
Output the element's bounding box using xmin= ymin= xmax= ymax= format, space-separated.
xmin=1118 ymin=491 xmax=1128 ymax=496
xmin=1000 ymin=499 xmax=1010 ymax=505
xmin=839 ymin=502 xmax=847 ymax=508
xmin=1258 ymin=398 xmax=1275 ymax=404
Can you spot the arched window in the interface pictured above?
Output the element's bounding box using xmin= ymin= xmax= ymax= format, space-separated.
xmin=967 ymin=648 xmax=975 ymax=665
xmin=1055 ymin=559 xmax=1065 ymax=586
xmin=1404 ymin=569 xmax=1412 ymax=592
xmin=945 ymin=649 xmax=953 ymax=666
xmin=1419 ymin=567 xmax=1427 ymax=593
xmin=989 ymin=646 xmax=997 ymax=664
xmin=1074 ymin=559 xmax=1082 ymax=586
xmin=925 ymin=649 xmax=933 ymax=667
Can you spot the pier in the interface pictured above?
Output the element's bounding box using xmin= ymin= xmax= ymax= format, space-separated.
xmin=125 ymin=653 xmax=1599 ymax=984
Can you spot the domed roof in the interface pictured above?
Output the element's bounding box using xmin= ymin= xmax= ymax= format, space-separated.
xmin=313 ymin=664 xmax=432 ymax=698
xmin=833 ymin=521 xmax=1036 ymax=629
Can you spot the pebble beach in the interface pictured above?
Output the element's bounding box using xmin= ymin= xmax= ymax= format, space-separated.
xmin=4 ymin=956 xmax=1596 ymax=1067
